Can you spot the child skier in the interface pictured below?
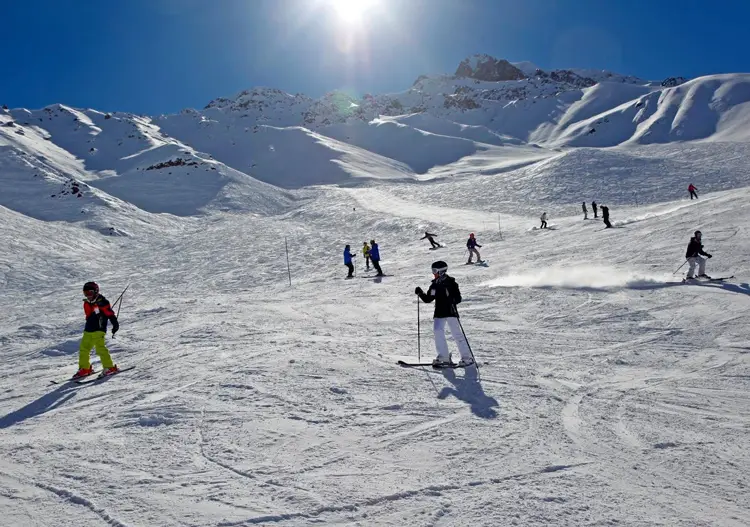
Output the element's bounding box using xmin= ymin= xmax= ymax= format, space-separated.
xmin=414 ymin=261 xmax=474 ymax=368
xmin=362 ymin=241 xmax=371 ymax=271
xmin=592 ymin=201 xmax=598 ymax=218
xmin=74 ymin=282 xmax=120 ymax=379
xmin=685 ymin=230 xmax=712 ymax=279
xmin=368 ymin=240 xmax=384 ymax=276
xmin=343 ymin=244 xmax=356 ymax=278
xmin=582 ymin=202 xmax=588 ymax=220
xmin=466 ymin=233 xmax=482 ymax=264
xmin=421 ymin=231 xmax=440 ymax=249
xmin=601 ymin=205 xmax=612 ymax=228
xmin=688 ymin=183 xmax=698 ymax=200
xmin=540 ymin=212 xmax=548 ymax=229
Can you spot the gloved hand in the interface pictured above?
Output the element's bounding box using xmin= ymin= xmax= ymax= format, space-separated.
xmin=415 ymin=287 xmax=423 ymax=295
xmin=707 ymin=253 xmax=712 ymax=259
xmin=111 ymin=322 xmax=119 ymax=336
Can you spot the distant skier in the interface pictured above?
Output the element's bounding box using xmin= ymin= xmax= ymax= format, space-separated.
xmin=466 ymin=233 xmax=482 ymax=264
xmin=421 ymin=231 xmax=440 ymax=249
xmin=592 ymin=201 xmax=598 ymax=218
xmin=540 ymin=212 xmax=548 ymax=229
xmin=684 ymin=230 xmax=712 ymax=279
xmin=415 ymin=260 xmax=474 ymax=368
xmin=343 ymin=244 xmax=355 ymax=278
xmin=368 ymin=239 xmax=384 ymax=276
xmin=688 ymin=183 xmax=698 ymax=200
xmin=362 ymin=241 xmax=371 ymax=271
xmin=582 ymin=202 xmax=588 ymax=220
xmin=74 ymin=282 xmax=120 ymax=379
xmin=601 ymin=205 xmax=612 ymax=228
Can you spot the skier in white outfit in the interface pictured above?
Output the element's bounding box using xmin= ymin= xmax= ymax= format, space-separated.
xmin=414 ymin=261 xmax=475 ymax=368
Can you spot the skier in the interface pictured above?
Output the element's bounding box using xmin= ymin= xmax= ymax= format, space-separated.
xmin=688 ymin=183 xmax=698 ymax=200
xmin=540 ymin=212 xmax=548 ymax=229
xmin=592 ymin=201 xmax=598 ymax=218
xmin=368 ymin=239 xmax=384 ymax=276
xmin=601 ymin=205 xmax=612 ymax=228
xmin=421 ymin=231 xmax=440 ymax=249
xmin=74 ymin=282 xmax=120 ymax=379
xmin=362 ymin=241 xmax=371 ymax=271
xmin=343 ymin=244 xmax=355 ymax=278
xmin=414 ymin=260 xmax=474 ymax=368
xmin=466 ymin=233 xmax=482 ymax=264
xmin=684 ymin=230 xmax=712 ymax=279
xmin=582 ymin=202 xmax=588 ymax=220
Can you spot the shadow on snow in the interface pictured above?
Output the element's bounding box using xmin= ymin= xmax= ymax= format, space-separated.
xmin=438 ymin=367 xmax=499 ymax=419
xmin=0 ymin=382 xmax=89 ymax=429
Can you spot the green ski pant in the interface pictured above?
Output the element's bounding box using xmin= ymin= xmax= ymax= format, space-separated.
xmin=79 ymin=331 xmax=114 ymax=369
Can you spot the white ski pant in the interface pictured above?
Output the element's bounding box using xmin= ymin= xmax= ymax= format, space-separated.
xmin=434 ymin=317 xmax=472 ymax=361
xmin=687 ymin=256 xmax=706 ymax=278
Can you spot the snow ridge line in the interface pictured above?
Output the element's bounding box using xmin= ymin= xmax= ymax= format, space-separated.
xmin=216 ymin=462 xmax=591 ymax=525
xmin=34 ymin=482 xmax=131 ymax=527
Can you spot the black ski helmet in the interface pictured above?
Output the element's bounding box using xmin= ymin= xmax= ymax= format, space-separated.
xmin=694 ymin=230 xmax=702 ymax=237
xmin=431 ymin=260 xmax=448 ymax=276
xmin=83 ymin=281 xmax=99 ymax=293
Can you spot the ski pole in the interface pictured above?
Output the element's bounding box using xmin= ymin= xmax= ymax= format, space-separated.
xmin=673 ymin=260 xmax=688 ymax=275
xmin=285 ymin=236 xmax=292 ymax=286
xmin=417 ymin=300 xmax=422 ymax=362
xmin=111 ymin=284 xmax=130 ymax=315
xmin=454 ymin=304 xmax=479 ymax=378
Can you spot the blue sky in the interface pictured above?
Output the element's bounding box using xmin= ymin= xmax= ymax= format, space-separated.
xmin=1 ymin=0 xmax=748 ymax=114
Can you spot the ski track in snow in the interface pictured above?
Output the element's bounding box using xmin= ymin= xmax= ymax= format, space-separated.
xmin=1 ymin=140 xmax=750 ymax=525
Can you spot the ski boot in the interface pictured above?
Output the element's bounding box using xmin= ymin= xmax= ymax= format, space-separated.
xmin=432 ymin=356 xmax=453 ymax=368
xmin=98 ymin=366 xmax=120 ymax=379
xmin=72 ymin=367 xmax=94 ymax=380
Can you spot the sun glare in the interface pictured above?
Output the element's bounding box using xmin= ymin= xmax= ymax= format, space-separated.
xmin=329 ymin=0 xmax=374 ymax=24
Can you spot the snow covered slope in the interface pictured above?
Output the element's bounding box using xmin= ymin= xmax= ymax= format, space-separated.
xmin=1 ymin=127 xmax=749 ymax=525
xmin=1 ymin=106 xmax=294 ymax=219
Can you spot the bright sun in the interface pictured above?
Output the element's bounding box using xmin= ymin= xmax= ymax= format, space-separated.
xmin=328 ymin=0 xmax=374 ymax=24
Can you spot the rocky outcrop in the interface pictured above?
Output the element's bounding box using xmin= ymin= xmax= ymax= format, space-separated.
xmin=547 ymin=70 xmax=597 ymax=88
xmin=455 ymin=55 xmax=526 ymax=82
xmin=661 ymin=76 xmax=688 ymax=87
xmin=145 ymin=158 xmax=199 ymax=171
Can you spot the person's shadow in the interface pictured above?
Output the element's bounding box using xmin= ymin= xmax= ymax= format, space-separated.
xmin=0 ymin=382 xmax=81 ymax=429
xmin=438 ymin=367 xmax=499 ymax=419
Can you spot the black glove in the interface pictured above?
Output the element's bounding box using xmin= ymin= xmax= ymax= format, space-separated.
xmin=706 ymin=253 xmax=712 ymax=259
xmin=415 ymin=287 xmax=423 ymax=295
xmin=111 ymin=321 xmax=119 ymax=336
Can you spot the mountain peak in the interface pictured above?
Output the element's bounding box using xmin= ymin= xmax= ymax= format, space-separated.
xmin=455 ymin=54 xmax=526 ymax=82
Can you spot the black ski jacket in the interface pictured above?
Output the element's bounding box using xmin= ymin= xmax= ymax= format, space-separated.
xmin=417 ymin=276 xmax=462 ymax=318
xmin=685 ymin=237 xmax=709 ymax=258
xmin=83 ymin=294 xmax=119 ymax=333
xmin=421 ymin=232 xmax=437 ymax=240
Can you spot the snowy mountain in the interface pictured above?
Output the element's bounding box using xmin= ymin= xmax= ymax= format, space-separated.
xmin=2 ymin=54 xmax=750 ymax=527
xmin=4 ymin=54 xmax=750 ymax=196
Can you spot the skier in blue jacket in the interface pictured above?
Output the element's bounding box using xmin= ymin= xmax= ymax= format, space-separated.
xmin=368 ymin=240 xmax=384 ymax=276
xmin=343 ymin=245 xmax=356 ymax=278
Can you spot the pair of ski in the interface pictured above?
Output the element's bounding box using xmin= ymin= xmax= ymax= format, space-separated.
xmin=682 ymin=275 xmax=734 ymax=283
xmin=465 ymin=260 xmax=489 ymax=267
xmin=397 ymin=360 xmax=474 ymax=370
xmin=49 ymin=366 xmax=136 ymax=385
